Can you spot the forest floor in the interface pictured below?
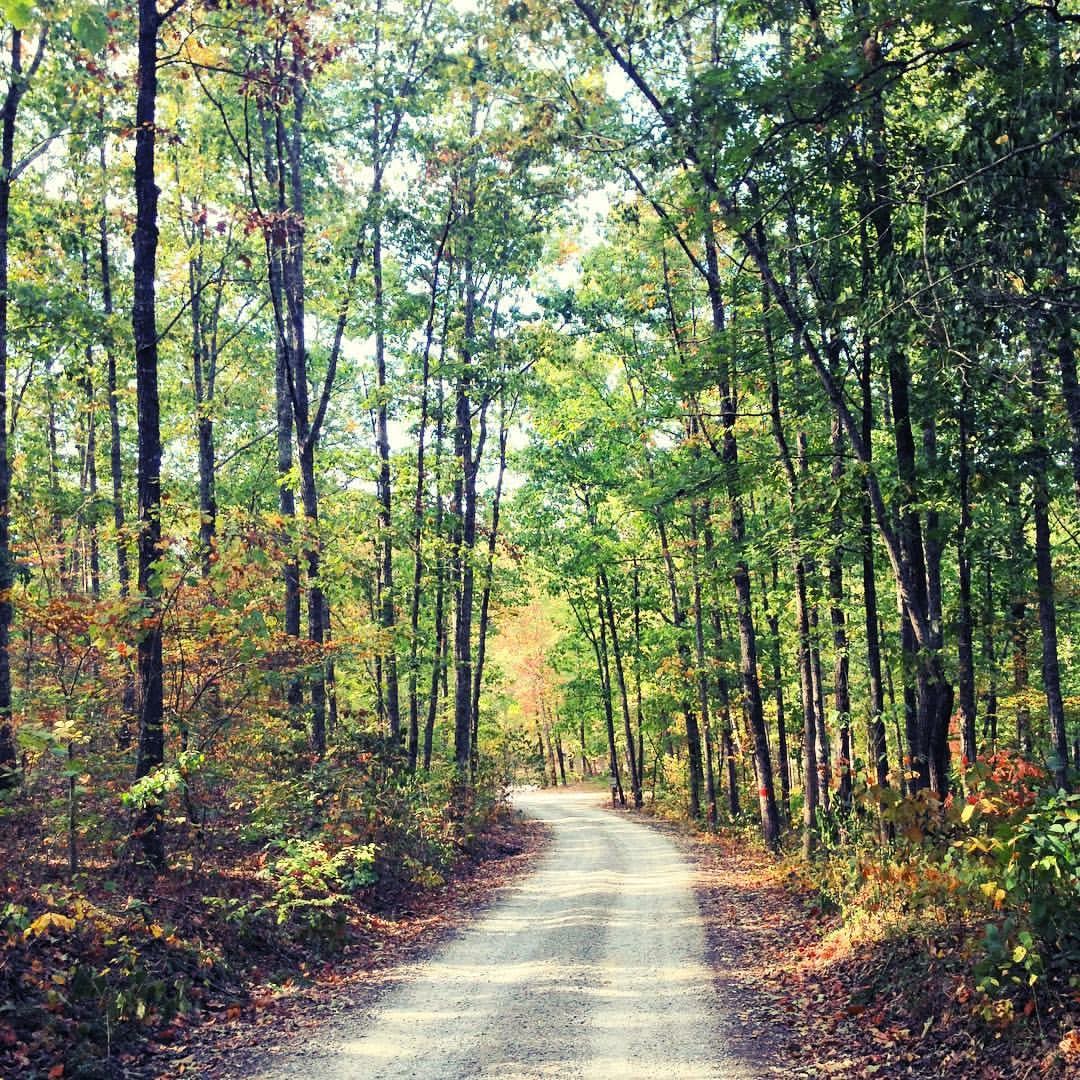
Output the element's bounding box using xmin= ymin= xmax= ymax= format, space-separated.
xmin=645 ymin=809 xmax=1080 ymax=1079
xmin=0 ymin=809 xmax=550 ymax=1080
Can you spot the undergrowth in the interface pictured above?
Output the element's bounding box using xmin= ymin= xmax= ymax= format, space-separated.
xmin=0 ymin=723 xmax=511 ymax=1078
xmin=781 ymin=751 xmax=1080 ymax=1073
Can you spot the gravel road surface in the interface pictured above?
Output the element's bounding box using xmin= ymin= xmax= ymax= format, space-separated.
xmin=250 ymin=788 xmax=757 ymax=1079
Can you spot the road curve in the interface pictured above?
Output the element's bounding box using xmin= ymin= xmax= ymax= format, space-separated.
xmin=252 ymin=787 xmax=756 ymax=1079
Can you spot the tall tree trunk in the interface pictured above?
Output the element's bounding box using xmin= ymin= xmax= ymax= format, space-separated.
xmin=260 ymin=107 xmax=302 ymax=717
xmin=656 ymin=512 xmax=703 ymax=819
xmin=867 ymin=76 xmax=952 ymax=794
xmin=132 ymin=0 xmax=166 ymax=869
xmin=98 ymin=142 xmax=130 ymax=603
xmin=761 ymin=563 xmax=790 ymax=824
xmin=898 ymin=595 xmax=919 ymax=794
xmin=856 ymin=199 xmax=889 ymax=810
xmin=471 ymin=396 xmax=509 ymax=778
xmin=690 ymin=508 xmax=717 ymax=826
xmin=981 ymin=558 xmax=999 ymax=750
xmin=187 ymin=221 xmax=218 ymax=578
xmin=77 ymin=241 xmax=102 ymax=599
xmin=423 ymin=379 xmax=448 ymax=772
xmin=80 ymin=361 xmax=101 ymax=600
xmin=452 ymin=377 xmax=479 ymax=778
xmin=829 ymin=411 xmax=852 ymax=810
xmin=407 ymin=217 xmax=452 ymax=771
xmin=599 ymin=564 xmax=642 ymax=808
xmin=594 ymin=581 xmax=624 ymax=806
xmin=717 ymin=670 xmax=739 ymax=819
xmin=98 ymin=138 xmax=135 ymax=730
xmin=554 ymin=729 xmax=567 ymax=785
xmin=371 ymin=89 xmax=400 ymax=742
xmin=760 ymin=251 xmax=816 ymax=848
xmin=1047 ymin=20 xmax=1080 ymax=507
xmin=1007 ymin=483 xmax=1032 ymax=755
xmin=0 ymin=28 xmax=44 ymax=736
xmin=46 ymin=381 xmax=67 ymax=587
xmin=281 ymin=80 xmax=328 ymax=758
xmin=956 ymin=378 xmax=977 ymax=767
xmin=453 ymin=101 xmax=480 ymax=780
xmin=632 ymin=560 xmax=646 ymax=793
xmin=703 ymin=225 xmax=779 ymax=849
xmin=1030 ymin=335 xmax=1069 ymax=789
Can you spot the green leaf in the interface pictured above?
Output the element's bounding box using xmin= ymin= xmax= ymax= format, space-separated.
xmin=72 ymin=8 xmax=107 ymax=52
xmin=1 ymin=0 xmax=33 ymax=30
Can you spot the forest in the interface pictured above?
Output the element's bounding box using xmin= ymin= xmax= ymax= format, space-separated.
xmin=0 ymin=0 xmax=1077 ymax=1076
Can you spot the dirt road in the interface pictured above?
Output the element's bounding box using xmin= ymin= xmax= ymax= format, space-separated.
xmin=250 ymin=788 xmax=758 ymax=1079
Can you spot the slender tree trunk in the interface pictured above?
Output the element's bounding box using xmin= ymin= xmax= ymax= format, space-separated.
xmin=423 ymin=566 xmax=447 ymax=772
xmin=371 ymin=93 xmax=400 ymax=742
xmin=471 ymin=399 xmax=509 ymax=777
xmin=868 ymin=78 xmax=952 ymax=794
xmin=599 ymin=565 xmax=642 ymax=807
xmin=761 ymin=260 xmax=816 ymax=848
xmin=632 ymin=559 xmax=646 ymax=795
xmin=1030 ymin=336 xmax=1069 ymax=788
xmin=829 ymin=412 xmax=852 ymax=810
xmin=0 ymin=29 xmax=41 ymax=735
xmin=718 ymin=672 xmax=739 ymax=819
xmin=856 ymin=205 xmax=889 ymax=811
xmin=898 ymin=595 xmax=919 ymax=794
xmin=453 ymin=109 xmax=480 ymax=780
xmin=46 ymin=382 xmax=67 ymax=586
xmin=323 ymin=602 xmax=337 ymax=737
xmin=75 ymin=241 xmax=102 ymax=599
xmin=957 ymin=379 xmax=977 ymax=767
xmin=1007 ymin=483 xmax=1032 ymax=755
xmin=188 ymin=227 xmax=217 ymax=578
xmin=97 ymin=140 xmax=136 ymax=730
xmin=260 ymin=108 xmax=303 ymax=717
xmin=806 ymin=556 xmax=831 ymax=813
xmin=407 ymin=220 xmax=452 ymax=771
xmin=282 ymin=81 xmax=328 ymax=757
xmin=656 ymin=513 xmax=702 ymax=819
xmin=761 ymin=563 xmax=790 ymax=824
xmin=423 ymin=380 xmax=448 ymax=772
xmin=981 ymin=558 xmax=999 ymax=750
xmin=1047 ymin=22 xmax=1080 ymax=508
xmin=690 ymin=506 xmax=717 ymax=826
xmin=588 ymin=583 xmax=624 ymax=806
xmin=97 ymin=143 xmax=131 ymax=600
xmin=703 ymin=226 xmax=779 ymax=849
xmin=80 ymin=362 xmax=101 ymax=600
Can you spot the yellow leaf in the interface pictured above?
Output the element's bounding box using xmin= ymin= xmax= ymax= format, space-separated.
xmin=24 ymin=912 xmax=76 ymax=938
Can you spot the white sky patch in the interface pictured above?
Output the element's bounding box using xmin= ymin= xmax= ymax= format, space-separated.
xmin=605 ymin=64 xmax=634 ymax=101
